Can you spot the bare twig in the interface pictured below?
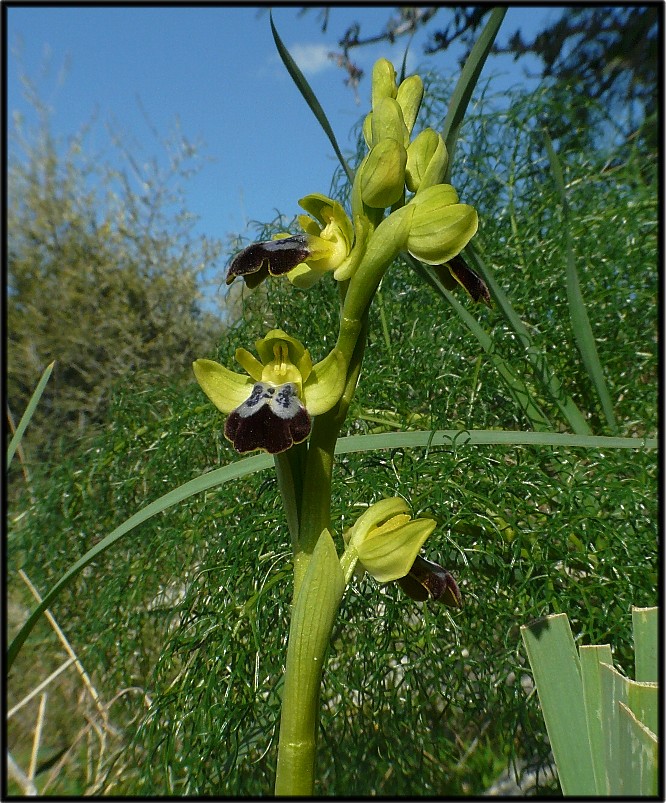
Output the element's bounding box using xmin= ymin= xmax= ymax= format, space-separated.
xmin=8 ymin=657 xmax=76 ymax=718
xmin=27 ymin=693 xmax=48 ymax=783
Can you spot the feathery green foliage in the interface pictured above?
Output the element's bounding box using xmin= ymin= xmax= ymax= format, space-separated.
xmin=7 ymin=62 xmax=657 ymax=797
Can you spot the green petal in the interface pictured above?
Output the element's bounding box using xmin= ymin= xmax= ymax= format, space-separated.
xmin=192 ymin=359 xmax=254 ymax=414
xmin=255 ymin=330 xmax=307 ymax=367
xmin=302 ymin=347 xmax=347 ymax=415
xmin=357 ymin=518 xmax=436 ymax=583
xmin=235 ymin=348 xmax=264 ymax=381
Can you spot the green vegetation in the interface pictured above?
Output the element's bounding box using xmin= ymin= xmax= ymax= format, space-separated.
xmin=7 ymin=45 xmax=657 ymax=799
xmin=7 ymin=85 xmax=223 ymax=463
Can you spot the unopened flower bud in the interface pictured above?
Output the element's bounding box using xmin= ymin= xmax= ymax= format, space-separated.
xmin=371 ymin=58 xmax=397 ymax=109
xmin=359 ymin=139 xmax=407 ymax=209
xmin=406 ymin=184 xmax=478 ymax=265
xmin=406 ymin=128 xmax=449 ymax=193
xmin=371 ymin=97 xmax=409 ymax=148
xmin=395 ymin=73 xmax=424 ymax=135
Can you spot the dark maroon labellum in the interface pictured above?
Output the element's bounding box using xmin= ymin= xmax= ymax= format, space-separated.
xmin=224 ymin=382 xmax=311 ymax=454
xmin=397 ymin=555 xmax=463 ymax=608
xmin=226 ymin=235 xmax=311 ymax=288
xmin=444 ymin=254 xmax=492 ymax=307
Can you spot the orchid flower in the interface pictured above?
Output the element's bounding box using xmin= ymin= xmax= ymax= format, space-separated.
xmin=193 ymin=330 xmax=346 ymax=454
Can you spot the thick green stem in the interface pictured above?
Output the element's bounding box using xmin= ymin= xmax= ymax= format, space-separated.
xmin=274 ymin=273 xmax=373 ymax=795
xmin=275 ymin=529 xmax=345 ymax=795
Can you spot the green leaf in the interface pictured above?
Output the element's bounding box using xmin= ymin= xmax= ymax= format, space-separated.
xmin=632 ymin=606 xmax=658 ymax=682
xmin=580 ymin=644 xmax=614 ymax=794
xmin=269 ymin=11 xmax=353 ymax=184
xmin=521 ymin=613 xmax=597 ymax=795
xmin=7 ymin=361 xmax=55 ymax=468
xmin=8 ymin=430 xmax=656 ymax=670
xmin=544 ymin=129 xmax=618 ymax=434
xmin=441 ymin=7 xmax=507 ymax=182
xmin=618 ymin=702 xmax=658 ymax=796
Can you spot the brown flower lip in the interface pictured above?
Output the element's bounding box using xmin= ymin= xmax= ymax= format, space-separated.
xmin=445 ymin=254 xmax=492 ymax=307
xmin=396 ymin=555 xmax=463 ymax=607
xmin=224 ymin=381 xmax=311 ymax=454
xmin=226 ymin=235 xmax=311 ymax=288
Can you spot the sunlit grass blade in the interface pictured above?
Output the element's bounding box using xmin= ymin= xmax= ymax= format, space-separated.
xmin=465 ymin=242 xmax=593 ymax=435
xmin=270 ymin=11 xmax=353 ymax=183
xmin=521 ymin=614 xmax=597 ymax=795
xmin=544 ymin=130 xmax=618 ymax=434
xmin=335 ymin=430 xmax=657 ymax=452
xmin=7 ymin=361 xmax=55 ymax=468
xmin=8 ymin=428 xmax=655 ymax=671
xmin=441 ymin=7 xmax=506 ymax=181
xmin=6 ymin=451 xmax=272 ymax=671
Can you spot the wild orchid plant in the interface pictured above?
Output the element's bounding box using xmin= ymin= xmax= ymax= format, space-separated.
xmin=193 ymin=58 xmax=488 ymax=795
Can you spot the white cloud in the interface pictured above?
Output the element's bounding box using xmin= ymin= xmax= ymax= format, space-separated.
xmin=288 ymin=42 xmax=335 ymax=76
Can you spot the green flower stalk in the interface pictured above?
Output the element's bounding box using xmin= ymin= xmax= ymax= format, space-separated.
xmin=194 ymin=54 xmax=484 ymax=795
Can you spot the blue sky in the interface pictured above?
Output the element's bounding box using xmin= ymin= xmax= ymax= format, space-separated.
xmin=7 ymin=5 xmax=561 ymax=274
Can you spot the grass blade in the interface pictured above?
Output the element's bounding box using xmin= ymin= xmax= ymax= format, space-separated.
xmin=544 ymin=130 xmax=619 ymax=434
xmin=8 ymin=429 xmax=655 ymax=670
xmin=270 ymin=11 xmax=353 ymax=183
xmin=7 ymin=361 xmax=55 ymax=468
xmin=466 ymin=243 xmax=593 ymax=435
xmin=441 ymin=7 xmax=507 ymax=180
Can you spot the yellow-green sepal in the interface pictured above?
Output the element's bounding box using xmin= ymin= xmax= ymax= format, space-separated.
xmin=357 ymin=517 xmax=436 ymax=582
xmin=301 ymin=347 xmax=347 ymax=415
xmin=346 ymin=497 xmax=437 ymax=583
xmin=192 ymin=359 xmax=254 ymax=414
